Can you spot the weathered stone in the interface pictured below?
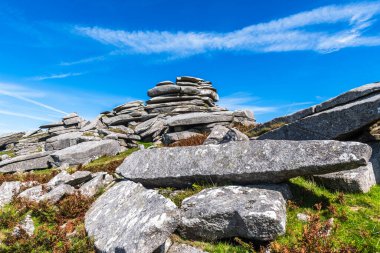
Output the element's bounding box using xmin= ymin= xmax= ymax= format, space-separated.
xmin=0 ymin=181 xmax=21 ymax=208
xmin=114 ymin=101 xmax=144 ymax=113
xmin=117 ymin=140 xmax=371 ymax=188
xmin=109 ymin=125 xmax=134 ymax=134
xmin=79 ymin=172 xmax=113 ymax=197
xmin=63 ymin=113 xmax=79 ymax=120
xmin=0 ymin=152 xmax=52 ymax=173
xmin=18 ymin=185 xmax=45 ymax=202
xmin=203 ymin=125 xmax=248 ymax=145
xmin=45 ymin=132 xmax=84 ymax=151
xmin=0 ymin=132 xmax=25 ymax=148
xmin=369 ymin=142 xmax=380 ymax=183
xmin=85 ymin=181 xmax=179 ymax=253
xmin=39 ymin=121 xmax=64 ymax=129
xmin=297 ymin=213 xmax=310 ymax=222
xmin=40 ymin=184 xmax=75 ymax=203
xmin=168 ymin=243 xmax=206 ymax=253
xmin=162 ymin=131 xmax=203 ymax=145
xmin=166 ymin=112 xmax=234 ymax=127
xmin=102 ymin=114 xmax=135 ymax=126
xmin=63 ymin=116 xmax=82 ymax=126
xmin=258 ymin=84 xmax=380 ymax=141
xmin=13 ymin=214 xmax=35 ymax=236
xmin=51 ymin=140 xmax=121 ymax=166
xmin=81 ymin=116 xmax=106 ymax=131
xmin=148 ymin=85 xmax=181 ymax=97
xmin=176 ymin=76 xmax=204 ymax=83
xmin=147 ymin=95 xmax=207 ymax=104
xmin=157 ymin=80 xmax=175 ymax=86
xmin=315 ymin=82 xmax=380 ymax=113
xmin=65 ymin=171 xmax=92 ymax=186
xmin=46 ymin=171 xmax=73 ymax=187
xmin=179 ymin=186 xmax=286 ymax=241
xmin=312 ymin=163 xmax=376 ymax=193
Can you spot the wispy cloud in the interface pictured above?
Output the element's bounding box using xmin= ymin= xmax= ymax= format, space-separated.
xmin=31 ymin=72 xmax=84 ymax=81
xmin=0 ymin=82 xmax=67 ymax=115
xmin=219 ymin=93 xmax=314 ymax=116
xmin=60 ymin=55 xmax=106 ymax=66
xmin=74 ymin=1 xmax=380 ymax=58
xmin=0 ymin=109 xmax=53 ymax=122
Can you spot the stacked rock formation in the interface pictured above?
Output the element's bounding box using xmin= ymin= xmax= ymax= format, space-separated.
xmin=252 ymin=82 xmax=380 ymax=193
xmin=40 ymin=113 xmax=86 ymax=137
xmin=146 ymin=76 xmax=222 ymax=115
xmin=98 ymin=76 xmax=255 ymax=144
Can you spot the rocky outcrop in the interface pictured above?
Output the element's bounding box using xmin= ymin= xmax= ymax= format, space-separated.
xmin=51 ymin=140 xmax=121 ymax=166
xmin=85 ymin=181 xmax=179 ymax=253
xmin=256 ymin=82 xmax=380 ymax=141
xmin=179 ymin=186 xmax=286 ymax=241
xmin=40 ymin=113 xmax=87 ymax=137
xmin=45 ymin=131 xmax=100 ymax=151
xmin=203 ymin=125 xmax=249 ymax=145
xmin=0 ymin=132 xmax=25 ymax=149
xmin=311 ymin=163 xmax=376 ymax=193
xmin=117 ymin=140 xmax=371 ymax=188
xmin=0 ymin=152 xmax=52 ymax=173
xmin=0 ymin=181 xmax=22 ymax=208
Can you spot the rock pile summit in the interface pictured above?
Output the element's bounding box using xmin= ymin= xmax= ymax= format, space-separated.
xmin=1 ymin=77 xmax=380 ymax=252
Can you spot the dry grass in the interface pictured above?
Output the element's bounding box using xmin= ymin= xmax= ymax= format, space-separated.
xmin=168 ymin=133 xmax=209 ymax=147
xmin=0 ymin=169 xmax=59 ymax=185
xmin=248 ymin=122 xmax=286 ymax=137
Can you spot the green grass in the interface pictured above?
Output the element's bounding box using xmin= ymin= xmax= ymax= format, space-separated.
xmin=0 ymin=151 xmax=15 ymax=158
xmin=163 ymin=178 xmax=380 ymax=253
xmin=272 ymin=177 xmax=380 ymax=252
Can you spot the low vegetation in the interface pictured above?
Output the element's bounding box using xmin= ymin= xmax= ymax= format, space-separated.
xmin=0 ymin=151 xmax=15 ymax=158
xmin=0 ymin=194 xmax=96 ymax=253
xmin=162 ymin=178 xmax=380 ymax=253
xmin=168 ymin=133 xmax=209 ymax=147
xmin=247 ymin=122 xmax=286 ymax=137
xmin=0 ymin=169 xmax=59 ymax=185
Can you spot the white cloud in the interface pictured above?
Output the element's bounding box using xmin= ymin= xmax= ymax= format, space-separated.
xmin=0 ymin=82 xmax=67 ymax=115
xmin=60 ymin=56 xmax=106 ymax=66
xmin=74 ymin=1 xmax=380 ymax=57
xmin=0 ymin=109 xmax=53 ymax=122
xmin=31 ymin=72 xmax=84 ymax=81
xmin=219 ymin=93 xmax=314 ymax=116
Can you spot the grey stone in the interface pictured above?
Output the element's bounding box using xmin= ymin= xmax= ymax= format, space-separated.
xmin=45 ymin=132 xmax=83 ymax=151
xmin=63 ymin=116 xmax=82 ymax=126
xmin=312 ymin=163 xmax=376 ymax=193
xmin=66 ymin=171 xmax=93 ymax=186
xmin=0 ymin=181 xmax=21 ymax=208
xmin=315 ymin=82 xmax=380 ymax=113
xmin=63 ymin=113 xmax=79 ymax=119
xmin=79 ymin=172 xmax=113 ymax=197
xmin=40 ymin=121 xmax=64 ymax=129
xmin=297 ymin=213 xmax=310 ymax=222
xmin=0 ymin=152 xmax=52 ymax=173
xmin=148 ymin=85 xmax=181 ymax=97
xmin=13 ymin=214 xmax=35 ymax=237
xmin=51 ymin=140 xmax=121 ymax=166
xmin=18 ymin=185 xmax=45 ymax=202
xmin=147 ymin=95 xmax=206 ymax=104
xmin=117 ymin=140 xmax=371 ymax=188
xmin=0 ymin=132 xmax=25 ymax=148
xmin=102 ymin=114 xmax=135 ymax=126
xmin=46 ymin=171 xmax=73 ymax=187
xmin=109 ymin=125 xmax=134 ymax=134
xmin=85 ymin=181 xmax=179 ymax=253
xmin=203 ymin=125 xmax=249 ymax=145
xmin=0 ymin=154 xmax=10 ymax=161
xmin=369 ymin=142 xmax=380 ymax=183
xmin=168 ymin=243 xmax=206 ymax=253
xmin=40 ymin=184 xmax=75 ymax=203
xmin=179 ymin=186 xmax=286 ymax=241
xmin=166 ymin=112 xmax=234 ymax=127
xmin=162 ymin=131 xmax=203 ymax=145
xmin=136 ymin=117 xmax=167 ymax=139
xmin=258 ymin=85 xmax=380 ymax=141
xmin=176 ymin=76 xmax=204 ymax=83
xmin=157 ymin=80 xmax=175 ymax=86
xmin=114 ymin=101 xmax=144 ymax=113
xmin=81 ymin=116 xmax=106 ymax=131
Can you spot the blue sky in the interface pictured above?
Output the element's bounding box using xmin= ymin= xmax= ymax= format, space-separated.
xmin=1 ymin=0 xmax=380 ymax=134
